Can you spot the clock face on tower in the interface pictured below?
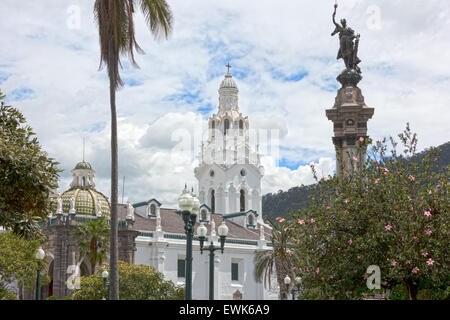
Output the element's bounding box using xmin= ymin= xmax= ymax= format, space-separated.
xmin=346 ymin=119 xmax=355 ymax=126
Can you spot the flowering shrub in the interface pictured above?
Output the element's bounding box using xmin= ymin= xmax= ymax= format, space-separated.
xmin=285 ymin=125 xmax=449 ymax=299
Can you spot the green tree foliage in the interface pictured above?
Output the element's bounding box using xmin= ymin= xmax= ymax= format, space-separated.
xmin=72 ymin=261 xmax=184 ymax=300
xmin=278 ymin=125 xmax=449 ymax=299
xmin=75 ymin=216 xmax=110 ymax=275
xmin=0 ymin=90 xmax=61 ymax=238
xmin=0 ymin=231 xmax=49 ymax=299
xmin=262 ymin=185 xmax=315 ymax=221
xmin=254 ymin=219 xmax=298 ymax=299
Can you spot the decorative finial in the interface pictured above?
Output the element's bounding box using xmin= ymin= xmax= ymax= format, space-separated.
xmin=83 ymin=137 xmax=85 ymax=162
xmin=226 ymin=62 xmax=232 ymax=73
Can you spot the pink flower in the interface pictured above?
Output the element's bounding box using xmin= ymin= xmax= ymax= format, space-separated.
xmin=284 ymin=227 xmax=288 ymax=232
xmin=424 ymin=211 xmax=432 ymax=217
xmin=413 ymin=236 xmax=418 ymax=240
xmin=425 ymin=229 xmax=432 ymax=235
xmin=359 ymin=137 xmax=364 ymax=142
xmin=298 ymin=219 xmax=305 ymax=225
xmin=409 ymin=175 xmax=415 ymax=181
xmin=372 ymin=160 xmax=377 ymax=163
xmin=352 ymin=156 xmax=358 ymax=161
xmin=434 ymin=157 xmax=438 ymax=161
xmin=321 ymin=277 xmax=325 ymax=281
xmin=428 ymin=190 xmax=433 ymax=195
xmin=329 ymin=275 xmax=334 ymax=279
xmin=316 ymin=267 xmax=320 ymax=274
xmin=310 ymin=218 xmax=315 ymax=223
xmin=344 ymin=199 xmax=350 ymax=203
xmin=374 ymin=179 xmax=379 ymax=184
xmin=405 ymin=260 xmax=411 ymax=265
xmin=384 ymin=172 xmax=388 ymax=176
xmin=384 ymin=168 xmax=389 ymax=172
xmin=348 ymin=239 xmax=352 ymax=245
xmin=326 ymin=206 xmax=331 ymax=210
xmin=296 ymin=239 xmax=301 ymax=244
xmin=422 ymin=252 xmax=429 ymax=257
xmin=391 ymin=260 xmax=397 ymax=266
xmin=290 ymin=227 xmax=295 ymax=231
xmin=363 ymin=273 xmax=368 ymax=280
xmin=412 ymin=267 xmax=419 ymax=274
xmin=385 ymin=224 xmax=392 ymax=231
xmin=292 ymin=266 xmax=297 ymax=271
xmin=427 ymin=258 xmax=434 ymax=265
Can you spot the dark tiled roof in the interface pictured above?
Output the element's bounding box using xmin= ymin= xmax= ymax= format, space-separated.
xmin=118 ymin=205 xmax=271 ymax=241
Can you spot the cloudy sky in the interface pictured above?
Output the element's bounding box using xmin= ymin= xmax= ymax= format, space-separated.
xmin=1 ymin=0 xmax=449 ymax=208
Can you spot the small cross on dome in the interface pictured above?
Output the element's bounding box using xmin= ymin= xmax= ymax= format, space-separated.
xmin=226 ymin=62 xmax=232 ymax=73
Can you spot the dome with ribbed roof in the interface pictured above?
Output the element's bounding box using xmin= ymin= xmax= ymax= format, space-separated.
xmin=220 ymin=72 xmax=238 ymax=89
xmin=74 ymin=161 xmax=92 ymax=170
xmin=58 ymin=161 xmax=110 ymax=216
xmin=61 ymin=188 xmax=110 ymax=216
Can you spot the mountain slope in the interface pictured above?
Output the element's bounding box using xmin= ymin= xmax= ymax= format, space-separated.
xmin=262 ymin=141 xmax=450 ymax=222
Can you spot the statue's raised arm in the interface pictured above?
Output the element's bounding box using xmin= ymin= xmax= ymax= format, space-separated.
xmin=330 ymin=3 xmax=362 ymax=73
xmin=332 ymin=4 xmax=340 ymax=28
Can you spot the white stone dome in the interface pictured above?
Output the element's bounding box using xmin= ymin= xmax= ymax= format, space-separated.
xmin=220 ymin=72 xmax=238 ymax=89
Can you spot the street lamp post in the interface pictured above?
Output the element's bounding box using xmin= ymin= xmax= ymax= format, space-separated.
xmin=283 ymin=275 xmax=291 ymax=300
xmin=284 ymin=275 xmax=302 ymax=300
xmin=177 ymin=185 xmax=200 ymax=300
xmin=35 ymin=247 xmax=45 ymax=300
xmin=197 ymin=221 xmax=228 ymax=300
xmin=291 ymin=277 xmax=302 ymax=300
xmin=102 ymin=270 xmax=110 ymax=300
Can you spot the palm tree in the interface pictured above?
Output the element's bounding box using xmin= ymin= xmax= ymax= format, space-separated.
xmin=75 ymin=216 xmax=110 ymax=275
xmin=93 ymin=0 xmax=172 ymax=299
xmin=254 ymin=219 xmax=296 ymax=299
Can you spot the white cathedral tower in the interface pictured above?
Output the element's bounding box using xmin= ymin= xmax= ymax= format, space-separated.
xmin=195 ymin=66 xmax=264 ymax=225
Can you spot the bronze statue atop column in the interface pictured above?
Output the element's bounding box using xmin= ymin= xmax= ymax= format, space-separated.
xmin=331 ymin=3 xmax=362 ymax=87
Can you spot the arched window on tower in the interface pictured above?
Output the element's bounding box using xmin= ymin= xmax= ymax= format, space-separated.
xmin=240 ymin=189 xmax=245 ymax=212
xmin=150 ymin=204 xmax=156 ymax=216
xmin=211 ymin=120 xmax=215 ymax=138
xmin=224 ymin=119 xmax=230 ymax=135
xmin=201 ymin=209 xmax=207 ymax=221
xmin=82 ymin=177 xmax=86 ymax=187
xmin=248 ymin=214 xmax=254 ymax=226
xmin=239 ymin=120 xmax=244 ymax=136
xmin=211 ymin=190 xmax=215 ymax=214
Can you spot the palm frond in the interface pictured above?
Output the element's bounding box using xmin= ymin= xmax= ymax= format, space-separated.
xmin=94 ymin=0 xmax=173 ymax=89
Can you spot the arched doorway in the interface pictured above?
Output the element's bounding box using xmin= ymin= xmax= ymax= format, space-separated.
xmin=40 ymin=260 xmax=54 ymax=299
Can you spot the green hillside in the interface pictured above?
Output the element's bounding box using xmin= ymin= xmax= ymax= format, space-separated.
xmin=262 ymin=141 xmax=450 ymax=221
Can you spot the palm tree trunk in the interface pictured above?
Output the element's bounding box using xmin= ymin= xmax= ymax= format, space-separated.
xmin=275 ymin=257 xmax=288 ymax=300
xmin=108 ymin=37 xmax=119 ymax=300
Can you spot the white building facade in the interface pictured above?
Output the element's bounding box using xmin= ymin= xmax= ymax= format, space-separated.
xmin=132 ymin=70 xmax=277 ymax=300
xmin=195 ymin=69 xmax=264 ymax=224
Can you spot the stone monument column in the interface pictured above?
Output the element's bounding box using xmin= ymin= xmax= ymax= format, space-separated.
xmin=326 ymin=3 xmax=374 ymax=176
xmin=326 ymin=70 xmax=374 ymax=176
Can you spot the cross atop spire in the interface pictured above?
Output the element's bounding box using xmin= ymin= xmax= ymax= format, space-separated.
xmin=226 ymin=62 xmax=232 ymax=73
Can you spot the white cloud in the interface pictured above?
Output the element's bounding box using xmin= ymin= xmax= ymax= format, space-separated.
xmin=1 ymin=0 xmax=449 ymax=209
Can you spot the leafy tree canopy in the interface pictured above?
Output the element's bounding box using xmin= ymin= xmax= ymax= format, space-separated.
xmin=277 ymin=125 xmax=449 ymax=300
xmin=0 ymin=231 xmax=48 ymax=299
xmin=0 ymin=90 xmax=61 ymax=238
xmin=72 ymin=261 xmax=184 ymax=300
